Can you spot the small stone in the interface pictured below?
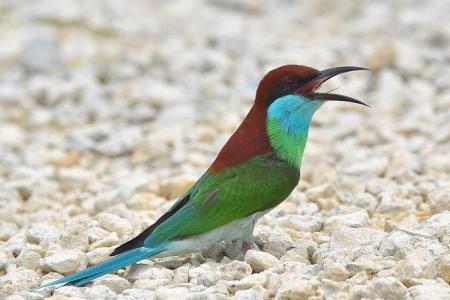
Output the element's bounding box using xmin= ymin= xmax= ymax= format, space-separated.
xmin=154 ymin=255 xmax=193 ymax=269
xmin=256 ymin=227 xmax=292 ymax=258
xmin=379 ymin=231 xmax=412 ymax=257
xmin=330 ymin=227 xmax=385 ymax=250
xmin=366 ymin=43 xmax=397 ymax=70
xmin=189 ymin=261 xmax=220 ymax=287
xmin=22 ymin=27 xmax=61 ymax=73
xmin=0 ymin=222 xmax=19 ymax=241
xmin=16 ymin=251 xmax=41 ymax=271
xmin=350 ymin=193 xmax=378 ymax=213
xmin=0 ymin=252 xmax=8 ymax=270
xmin=428 ymin=187 xmax=450 ymax=213
xmin=86 ymin=247 xmax=111 ymax=265
xmin=97 ymin=212 xmax=133 ymax=237
xmin=312 ymin=232 xmax=330 ymax=244
xmin=159 ymin=175 xmax=197 ymax=199
xmin=245 ymin=250 xmax=280 ymax=273
xmin=6 ymin=234 xmax=27 ymax=256
xmin=226 ymin=272 xmax=268 ymax=293
xmin=422 ymin=211 xmax=450 ymax=238
xmin=232 ymin=285 xmax=268 ymax=300
xmin=376 ymin=192 xmax=416 ymax=215
xmin=89 ymin=232 xmax=120 ymax=250
xmin=202 ymin=283 xmax=230 ymax=298
xmin=126 ymin=193 xmax=163 ymax=211
xmin=126 ymin=264 xmax=173 ymax=283
xmin=323 ymin=211 xmax=369 ymax=233
xmin=218 ymin=260 xmax=252 ymax=281
xmin=277 ymin=215 xmax=323 ymax=233
xmin=280 ymin=248 xmax=310 ymax=265
xmin=4 ymin=295 xmax=27 ymax=300
xmin=59 ymin=231 xmax=89 ymax=252
xmin=371 ymin=277 xmax=408 ymax=299
xmin=87 ymin=227 xmax=111 ymax=244
xmin=323 ymin=261 xmax=350 ymax=281
xmin=438 ymin=254 xmax=450 ymax=283
xmin=346 ymin=255 xmax=394 ymax=276
xmin=95 ymin=127 xmax=141 ymax=157
xmin=27 ymin=223 xmax=61 ymax=244
xmin=351 ymin=276 xmax=408 ymax=300
xmin=409 ymin=284 xmax=450 ymax=300
xmin=173 ymin=265 xmax=189 ymax=284
xmin=347 ymin=271 xmax=369 ymax=285
xmin=92 ymin=189 xmax=134 ymax=213
xmin=117 ymin=288 xmax=156 ymax=300
xmin=395 ymin=248 xmax=437 ymax=283
xmin=0 ymin=125 xmax=26 ymax=147
xmin=84 ymin=285 xmax=117 ymax=300
xmin=41 ymin=249 xmax=87 ymax=275
xmin=305 ymin=184 xmax=335 ymax=202
xmin=94 ymin=274 xmax=131 ymax=294
xmin=0 ymin=268 xmax=40 ymax=295
xmin=52 ymin=286 xmax=85 ymax=298
xmin=340 ymin=156 xmax=388 ymax=177
xmin=155 ymin=286 xmax=189 ymax=299
xmin=58 ymin=168 xmax=96 ymax=191
xmin=275 ymin=278 xmax=319 ymax=300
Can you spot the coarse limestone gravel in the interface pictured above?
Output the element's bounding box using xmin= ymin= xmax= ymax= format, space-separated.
xmin=0 ymin=0 xmax=449 ymax=299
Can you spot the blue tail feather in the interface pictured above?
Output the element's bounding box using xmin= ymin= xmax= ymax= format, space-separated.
xmin=33 ymin=246 xmax=163 ymax=290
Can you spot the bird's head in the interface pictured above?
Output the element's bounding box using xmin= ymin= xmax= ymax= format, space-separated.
xmin=255 ymin=65 xmax=369 ymax=121
xmin=208 ymin=65 xmax=369 ymax=171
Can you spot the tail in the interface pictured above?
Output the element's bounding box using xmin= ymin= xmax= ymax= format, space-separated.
xmin=33 ymin=246 xmax=163 ymax=289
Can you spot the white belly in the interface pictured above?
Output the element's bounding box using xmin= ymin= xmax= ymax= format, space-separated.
xmin=159 ymin=209 xmax=269 ymax=257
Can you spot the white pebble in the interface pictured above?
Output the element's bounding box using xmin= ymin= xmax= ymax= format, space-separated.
xmin=439 ymin=254 xmax=450 ymax=283
xmin=26 ymin=223 xmax=61 ymax=244
xmin=395 ymin=248 xmax=437 ymax=282
xmin=41 ymin=249 xmax=87 ymax=275
xmin=94 ymin=274 xmax=131 ymax=294
xmin=245 ymin=250 xmax=280 ymax=273
xmin=97 ymin=212 xmax=133 ymax=237
xmin=0 ymin=252 xmax=8 ymax=270
xmin=275 ymin=278 xmax=319 ymax=300
xmin=117 ymin=288 xmax=156 ymax=300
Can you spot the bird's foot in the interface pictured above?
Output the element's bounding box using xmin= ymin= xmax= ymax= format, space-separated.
xmin=241 ymin=240 xmax=257 ymax=253
xmin=224 ymin=240 xmax=259 ymax=260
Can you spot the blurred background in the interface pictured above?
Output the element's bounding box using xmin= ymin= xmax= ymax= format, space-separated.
xmin=0 ymin=0 xmax=449 ymax=297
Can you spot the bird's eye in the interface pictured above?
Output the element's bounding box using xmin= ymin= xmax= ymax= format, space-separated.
xmin=283 ymin=76 xmax=296 ymax=89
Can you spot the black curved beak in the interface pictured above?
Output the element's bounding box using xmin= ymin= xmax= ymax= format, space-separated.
xmin=298 ymin=66 xmax=370 ymax=107
xmin=303 ymin=92 xmax=370 ymax=107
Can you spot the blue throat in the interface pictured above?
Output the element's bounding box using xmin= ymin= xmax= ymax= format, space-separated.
xmin=266 ymin=95 xmax=322 ymax=167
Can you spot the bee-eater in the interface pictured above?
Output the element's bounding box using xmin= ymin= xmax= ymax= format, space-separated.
xmin=36 ymin=65 xmax=368 ymax=289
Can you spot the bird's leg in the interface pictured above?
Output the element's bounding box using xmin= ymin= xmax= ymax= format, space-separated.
xmin=224 ymin=239 xmax=260 ymax=260
xmin=241 ymin=240 xmax=259 ymax=253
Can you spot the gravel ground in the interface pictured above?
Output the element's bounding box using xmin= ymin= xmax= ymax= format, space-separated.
xmin=1 ymin=0 xmax=450 ymax=299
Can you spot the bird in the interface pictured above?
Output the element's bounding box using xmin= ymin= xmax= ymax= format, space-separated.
xmin=35 ymin=64 xmax=368 ymax=289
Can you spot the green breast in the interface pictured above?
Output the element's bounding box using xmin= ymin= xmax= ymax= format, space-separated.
xmin=266 ymin=118 xmax=309 ymax=168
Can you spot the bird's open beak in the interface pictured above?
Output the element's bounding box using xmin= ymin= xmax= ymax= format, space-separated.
xmin=296 ymin=66 xmax=370 ymax=107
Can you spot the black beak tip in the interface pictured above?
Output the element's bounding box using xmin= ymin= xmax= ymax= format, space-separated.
xmin=311 ymin=66 xmax=371 ymax=107
xmin=357 ymin=100 xmax=372 ymax=108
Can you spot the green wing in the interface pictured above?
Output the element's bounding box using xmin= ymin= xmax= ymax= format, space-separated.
xmin=145 ymin=153 xmax=299 ymax=245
